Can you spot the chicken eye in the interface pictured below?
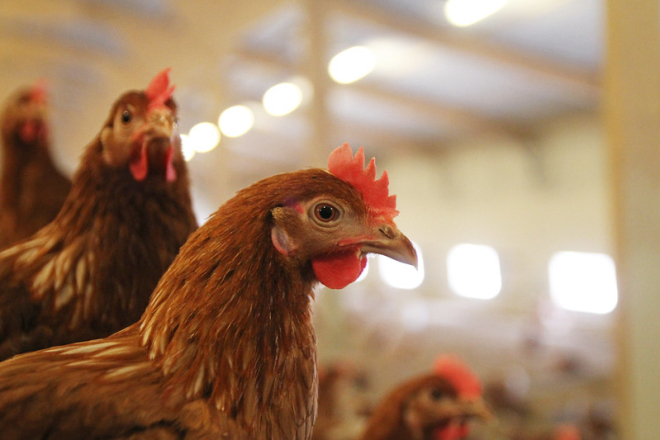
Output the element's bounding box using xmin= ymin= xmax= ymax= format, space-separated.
xmin=314 ymin=203 xmax=339 ymax=223
xmin=429 ymin=387 xmax=443 ymax=401
xmin=121 ymin=110 xmax=132 ymax=124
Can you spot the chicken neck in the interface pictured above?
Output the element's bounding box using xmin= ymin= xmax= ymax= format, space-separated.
xmin=139 ymin=181 xmax=320 ymax=439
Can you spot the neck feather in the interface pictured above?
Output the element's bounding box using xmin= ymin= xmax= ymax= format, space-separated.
xmin=139 ymin=186 xmax=318 ymax=437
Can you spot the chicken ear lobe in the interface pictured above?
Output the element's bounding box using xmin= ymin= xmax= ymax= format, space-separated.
xmin=271 ymin=225 xmax=297 ymax=256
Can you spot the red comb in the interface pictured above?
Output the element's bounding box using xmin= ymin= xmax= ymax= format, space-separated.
xmin=30 ymin=79 xmax=48 ymax=104
xmin=434 ymin=355 xmax=482 ymax=400
xmin=328 ymin=143 xmax=398 ymax=220
xmin=553 ymin=424 xmax=581 ymax=440
xmin=145 ymin=68 xmax=175 ymax=113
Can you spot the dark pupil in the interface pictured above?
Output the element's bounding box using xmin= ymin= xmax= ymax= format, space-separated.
xmin=318 ymin=205 xmax=334 ymax=220
xmin=430 ymin=388 xmax=443 ymax=400
xmin=121 ymin=110 xmax=131 ymax=123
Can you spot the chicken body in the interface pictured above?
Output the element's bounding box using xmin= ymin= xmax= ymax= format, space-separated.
xmin=0 ymin=71 xmax=197 ymax=360
xmin=359 ymin=358 xmax=491 ymax=440
xmin=0 ymin=145 xmax=416 ymax=439
xmin=0 ymin=84 xmax=71 ymax=250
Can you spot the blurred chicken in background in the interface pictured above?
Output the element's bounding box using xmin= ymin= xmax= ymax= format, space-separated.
xmin=0 ymin=69 xmax=197 ymax=360
xmin=358 ymin=355 xmax=492 ymax=440
xmin=0 ymin=81 xmax=71 ymax=250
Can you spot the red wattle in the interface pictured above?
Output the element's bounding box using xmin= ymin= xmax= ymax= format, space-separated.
xmin=20 ymin=121 xmax=38 ymax=143
xmin=312 ymin=251 xmax=366 ymax=289
xmin=434 ymin=421 xmax=470 ymax=440
xmin=165 ymin=146 xmax=177 ymax=182
xmin=129 ymin=143 xmax=149 ymax=181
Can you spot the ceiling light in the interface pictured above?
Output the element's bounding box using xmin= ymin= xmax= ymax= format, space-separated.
xmin=447 ymin=244 xmax=502 ymax=299
xmin=444 ymin=0 xmax=508 ymax=27
xmin=219 ymin=105 xmax=254 ymax=138
xmin=328 ymin=46 xmax=376 ymax=84
xmin=179 ymin=134 xmax=195 ymax=161
xmin=548 ymin=251 xmax=618 ymax=314
xmin=188 ymin=122 xmax=220 ymax=153
xmin=378 ymin=241 xmax=424 ymax=289
xmin=262 ymin=83 xmax=303 ymax=116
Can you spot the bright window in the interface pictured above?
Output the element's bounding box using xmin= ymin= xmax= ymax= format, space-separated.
xmin=378 ymin=241 xmax=424 ymax=289
xmin=548 ymin=251 xmax=618 ymax=314
xmin=447 ymin=244 xmax=502 ymax=299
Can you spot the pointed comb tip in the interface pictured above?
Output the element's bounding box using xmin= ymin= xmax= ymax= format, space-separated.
xmin=146 ymin=68 xmax=171 ymax=94
xmin=434 ymin=355 xmax=482 ymax=399
xmin=328 ymin=143 xmax=398 ymax=220
xmin=146 ymin=68 xmax=175 ymax=110
xmin=30 ymin=78 xmax=48 ymax=103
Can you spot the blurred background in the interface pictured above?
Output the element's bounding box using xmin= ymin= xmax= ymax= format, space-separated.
xmin=0 ymin=0 xmax=657 ymax=438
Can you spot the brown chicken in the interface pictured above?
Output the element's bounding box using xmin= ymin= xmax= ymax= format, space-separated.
xmin=0 ymin=69 xmax=197 ymax=360
xmin=359 ymin=355 xmax=492 ymax=440
xmin=0 ymin=143 xmax=417 ymax=439
xmin=0 ymin=81 xmax=72 ymax=250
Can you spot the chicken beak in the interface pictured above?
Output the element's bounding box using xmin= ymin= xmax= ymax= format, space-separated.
xmin=360 ymin=224 xmax=418 ymax=269
xmin=456 ymin=397 xmax=494 ymax=421
xmin=129 ymin=106 xmax=177 ymax=182
xmin=144 ymin=106 xmax=175 ymax=142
